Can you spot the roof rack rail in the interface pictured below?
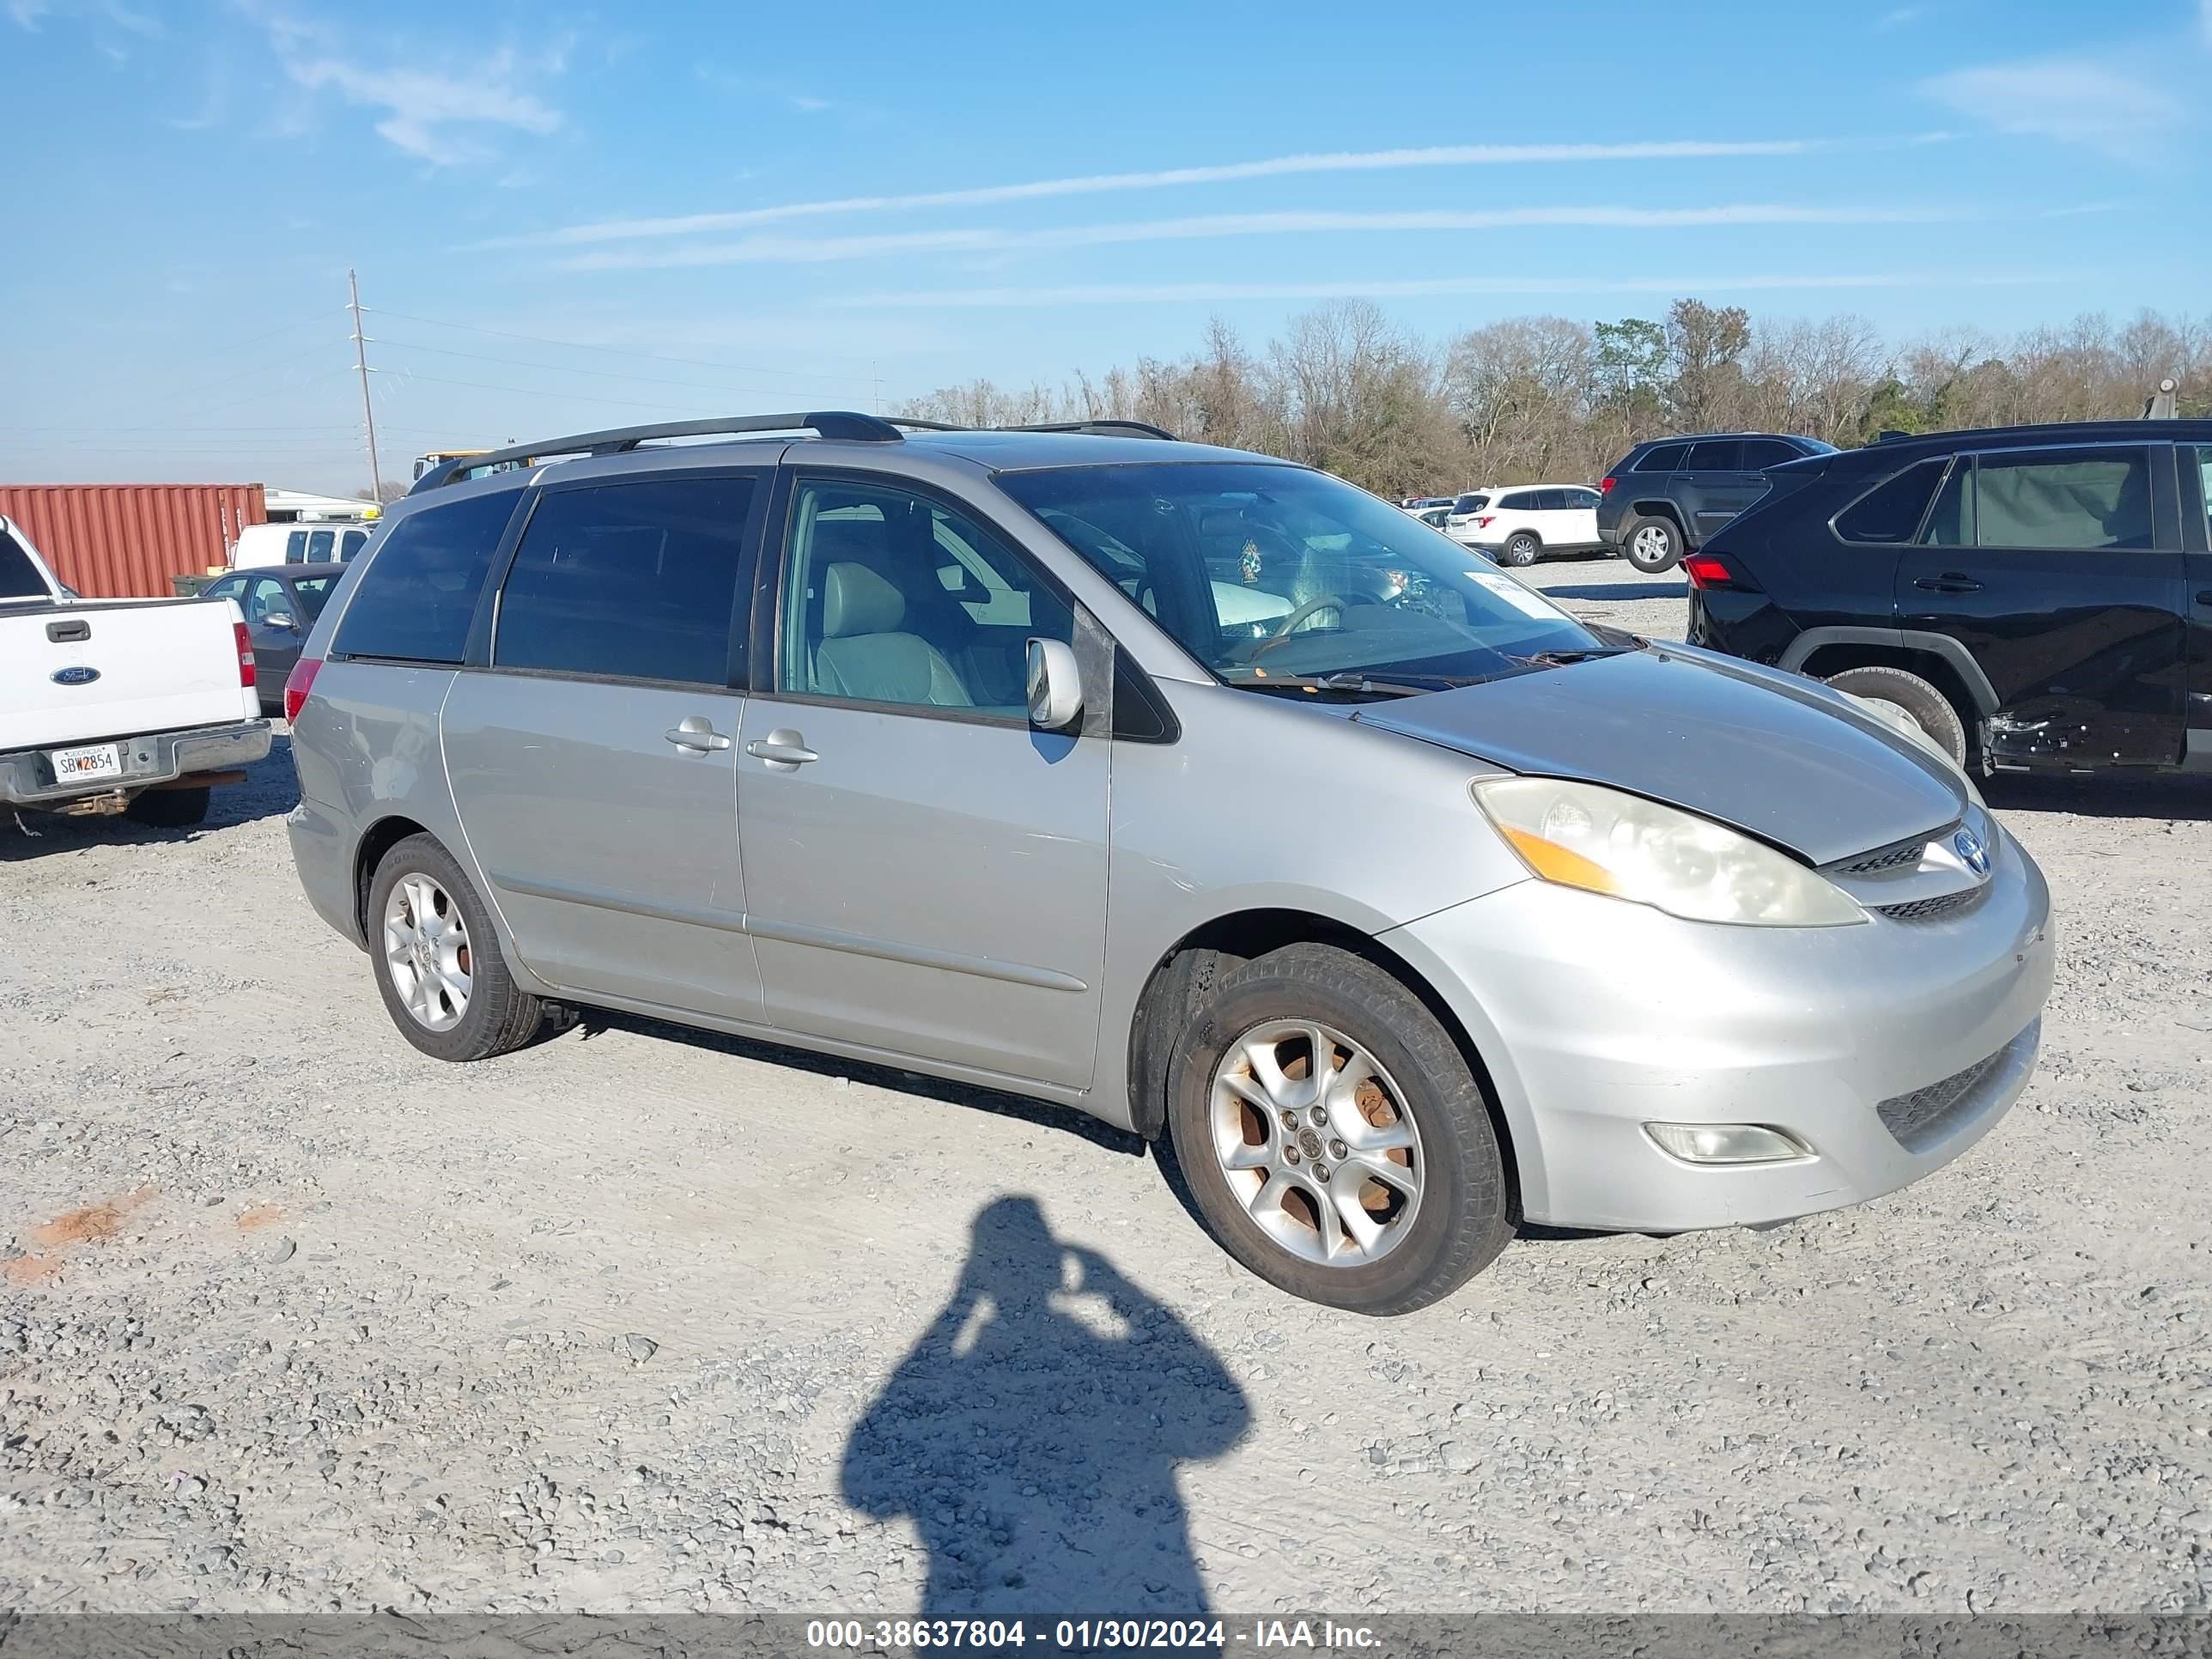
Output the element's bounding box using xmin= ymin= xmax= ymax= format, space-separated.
xmin=890 ymin=416 xmax=1179 ymax=441
xmin=408 ymin=410 xmax=902 ymax=494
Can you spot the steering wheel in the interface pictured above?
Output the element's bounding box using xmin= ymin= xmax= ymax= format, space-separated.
xmin=1247 ymin=592 xmax=1349 ymax=665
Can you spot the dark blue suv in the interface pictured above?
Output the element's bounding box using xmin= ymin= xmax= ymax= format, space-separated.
xmin=1598 ymin=433 xmax=1837 ymax=572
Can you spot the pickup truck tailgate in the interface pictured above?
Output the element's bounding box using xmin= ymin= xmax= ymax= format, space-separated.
xmin=0 ymin=599 xmax=250 ymax=752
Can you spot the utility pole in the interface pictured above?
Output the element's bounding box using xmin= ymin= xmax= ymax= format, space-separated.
xmin=348 ymin=269 xmax=385 ymax=501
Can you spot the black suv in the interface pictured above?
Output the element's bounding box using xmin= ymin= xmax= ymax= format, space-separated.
xmin=1686 ymin=421 xmax=2212 ymax=775
xmin=1598 ymin=433 xmax=1837 ymax=573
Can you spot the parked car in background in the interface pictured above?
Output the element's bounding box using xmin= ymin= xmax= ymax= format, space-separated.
xmin=1400 ymin=496 xmax=1454 ymax=514
xmin=0 ymin=515 xmax=270 ymax=828
xmin=1406 ymin=504 xmax=1453 ymax=531
xmin=1598 ymin=433 xmax=1838 ymax=573
xmin=199 ymin=563 xmax=351 ymax=715
xmin=1445 ymin=484 xmax=1605 ymax=566
xmin=1686 ymin=420 xmax=2212 ymax=774
xmin=230 ymin=520 xmax=374 ymax=571
xmin=286 ymin=410 xmax=2051 ymax=1316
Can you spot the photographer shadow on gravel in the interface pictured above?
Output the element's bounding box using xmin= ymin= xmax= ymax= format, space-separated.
xmin=841 ymin=1196 xmax=1249 ymax=1620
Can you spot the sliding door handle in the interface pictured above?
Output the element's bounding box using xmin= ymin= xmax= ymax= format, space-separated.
xmin=745 ymin=730 xmax=818 ymax=768
xmin=1912 ymin=574 xmax=1984 ymax=595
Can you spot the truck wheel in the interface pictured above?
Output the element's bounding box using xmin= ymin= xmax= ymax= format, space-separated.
xmin=1163 ymin=943 xmax=1514 ymax=1315
xmin=368 ymin=832 xmax=544 ymax=1061
xmin=1498 ymin=532 xmax=1541 ymax=568
xmin=1623 ymin=517 xmax=1683 ymax=573
xmin=1824 ymin=665 xmax=1968 ymax=766
xmin=125 ymin=787 xmax=210 ymax=829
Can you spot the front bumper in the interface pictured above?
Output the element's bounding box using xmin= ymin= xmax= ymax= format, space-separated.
xmin=1382 ymin=826 xmax=2055 ymax=1231
xmin=0 ymin=719 xmax=271 ymax=808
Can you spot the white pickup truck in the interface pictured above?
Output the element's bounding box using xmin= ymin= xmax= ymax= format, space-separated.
xmin=1 ymin=514 xmax=270 ymax=829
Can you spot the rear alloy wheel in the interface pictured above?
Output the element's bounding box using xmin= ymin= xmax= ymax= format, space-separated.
xmin=1164 ymin=943 xmax=1514 ymax=1314
xmin=1823 ymin=665 xmax=1969 ymax=766
xmin=1498 ymin=532 xmax=1541 ymax=568
xmin=368 ymin=832 xmax=545 ymax=1061
xmin=1622 ymin=516 xmax=1683 ymax=574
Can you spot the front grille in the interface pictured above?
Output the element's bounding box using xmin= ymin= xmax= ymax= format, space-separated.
xmin=1876 ymin=1033 xmax=2024 ymax=1152
xmin=1838 ymin=838 xmax=1932 ymax=877
xmin=1876 ymin=889 xmax=1985 ymax=922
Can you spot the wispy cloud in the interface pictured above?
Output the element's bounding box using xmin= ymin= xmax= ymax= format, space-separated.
xmin=1875 ymin=6 xmax=1925 ymax=28
xmin=244 ymin=4 xmax=564 ymax=165
xmin=697 ymin=64 xmax=845 ymax=117
xmin=8 ymin=0 xmax=161 ymax=33
xmin=826 ymin=272 xmax=2065 ymax=309
xmin=483 ymin=137 xmax=1885 ymax=250
xmin=555 ymin=201 xmax=2098 ymax=273
xmin=1922 ymin=53 xmax=2189 ymax=161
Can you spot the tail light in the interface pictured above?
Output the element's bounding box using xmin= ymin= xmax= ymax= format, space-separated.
xmin=283 ymin=656 xmax=322 ymax=724
xmin=1474 ymin=514 xmax=1496 ymax=529
xmin=1599 ymin=476 xmax=1617 ymax=495
xmin=234 ymin=622 xmax=256 ymax=688
xmin=1682 ymin=554 xmax=1745 ymax=591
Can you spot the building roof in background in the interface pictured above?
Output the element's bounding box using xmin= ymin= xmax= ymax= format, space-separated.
xmin=265 ymin=487 xmax=376 ymax=520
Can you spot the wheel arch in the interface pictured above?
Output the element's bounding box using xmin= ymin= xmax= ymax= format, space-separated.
xmin=1781 ymin=626 xmax=1999 ymax=718
xmin=1124 ymin=907 xmax=1522 ymax=1210
xmin=352 ymin=813 xmax=435 ymax=945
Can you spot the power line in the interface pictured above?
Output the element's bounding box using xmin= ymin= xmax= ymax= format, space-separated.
xmin=371 ymin=307 xmax=862 ymax=387
xmin=374 ymin=336 xmax=827 ymax=400
xmin=374 ymin=369 xmax=731 ymax=413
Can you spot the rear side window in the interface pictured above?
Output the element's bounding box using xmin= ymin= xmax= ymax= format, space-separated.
xmin=1835 ymin=458 xmax=1949 ymax=544
xmin=0 ymin=531 xmax=45 ymax=599
xmin=285 ymin=530 xmax=308 ymax=561
xmin=339 ymin=529 xmax=368 ymax=562
xmin=334 ymin=489 xmax=520 ymax=664
xmin=1684 ymin=440 xmax=1741 ymax=471
xmin=1921 ymin=447 xmax=2154 ymax=552
xmin=1741 ymin=439 xmax=1802 ymax=470
xmin=1634 ymin=443 xmax=1686 ymax=471
xmin=495 ymin=475 xmax=757 ymax=685
xmin=1498 ymin=490 xmax=1541 ymax=511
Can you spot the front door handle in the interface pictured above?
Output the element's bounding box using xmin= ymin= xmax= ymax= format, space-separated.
xmin=1913 ymin=574 xmax=1984 ymax=594
xmin=745 ymin=729 xmax=819 ymax=769
xmin=663 ymin=716 xmax=733 ymax=753
xmin=2196 ymin=589 xmax=2212 ymax=608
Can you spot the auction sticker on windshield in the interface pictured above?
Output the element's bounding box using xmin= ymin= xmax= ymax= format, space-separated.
xmin=1468 ymin=570 xmax=1557 ymax=618
xmin=50 ymin=743 xmax=122 ymax=783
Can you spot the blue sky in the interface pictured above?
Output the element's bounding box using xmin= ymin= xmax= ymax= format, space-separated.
xmin=3 ymin=0 xmax=2207 ymax=493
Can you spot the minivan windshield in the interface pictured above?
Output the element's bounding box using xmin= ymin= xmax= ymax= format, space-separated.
xmin=999 ymin=463 xmax=1608 ymax=690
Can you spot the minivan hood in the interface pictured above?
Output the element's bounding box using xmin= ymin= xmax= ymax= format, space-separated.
xmin=1351 ymin=645 xmax=1966 ymax=866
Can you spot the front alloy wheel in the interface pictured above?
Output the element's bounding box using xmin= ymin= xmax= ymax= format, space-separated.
xmin=1209 ymin=1020 xmax=1425 ymax=1267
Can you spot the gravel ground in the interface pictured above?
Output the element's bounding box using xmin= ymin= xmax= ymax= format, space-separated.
xmin=3 ymin=562 xmax=2208 ymax=1618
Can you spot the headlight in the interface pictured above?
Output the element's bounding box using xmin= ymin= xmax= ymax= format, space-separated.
xmin=1473 ymin=776 xmax=1866 ymax=927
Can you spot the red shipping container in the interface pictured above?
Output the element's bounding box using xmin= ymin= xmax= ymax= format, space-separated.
xmin=0 ymin=483 xmax=266 ymax=599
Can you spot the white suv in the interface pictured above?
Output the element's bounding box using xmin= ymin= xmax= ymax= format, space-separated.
xmin=1445 ymin=484 xmax=1604 ymax=567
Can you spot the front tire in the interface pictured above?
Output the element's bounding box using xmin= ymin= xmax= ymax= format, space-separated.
xmin=1498 ymin=532 xmax=1540 ymax=568
xmin=368 ymin=832 xmax=544 ymax=1061
xmin=1163 ymin=943 xmax=1514 ymax=1315
xmin=1823 ymin=665 xmax=1970 ymax=766
xmin=1622 ymin=516 xmax=1683 ymax=574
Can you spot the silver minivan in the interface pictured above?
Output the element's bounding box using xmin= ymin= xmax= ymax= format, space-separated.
xmin=283 ymin=413 xmax=2054 ymax=1314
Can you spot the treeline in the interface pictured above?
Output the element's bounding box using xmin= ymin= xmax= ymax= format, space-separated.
xmin=898 ymin=300 xmax=2209 ymax=498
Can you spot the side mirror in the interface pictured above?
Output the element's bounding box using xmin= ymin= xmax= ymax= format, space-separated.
xmin=262 ymin=611 xmax=298 ymax=632
xmin=1025 ymin=637 xmax=1084 ymax=732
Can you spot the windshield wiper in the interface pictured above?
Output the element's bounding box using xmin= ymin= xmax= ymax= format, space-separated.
xmin=1224 ymin=671 xmax=1463 ymax=698
xmin=1510 ymin=647 xmax=1635 ymax=667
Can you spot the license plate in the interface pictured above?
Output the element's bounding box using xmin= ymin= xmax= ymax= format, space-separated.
xmin=50 ymin=742 xmax=122 ymax=783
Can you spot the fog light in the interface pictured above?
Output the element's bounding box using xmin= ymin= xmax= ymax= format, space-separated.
xmin=1644 ymin=1122 xmax=1811 ymax=1164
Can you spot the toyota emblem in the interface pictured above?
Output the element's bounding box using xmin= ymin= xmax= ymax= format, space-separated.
xmin=1954 ymin=826 xmax=1990 ymax=877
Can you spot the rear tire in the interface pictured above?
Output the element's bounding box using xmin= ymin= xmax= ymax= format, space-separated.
xmin=1622 ymin=516 xmax=1683 ymax=574
xmin=1498 ymin=532 xmax=1540 ymax=568
xmin=125 ymin=786 xmax=210 ymax=829
xmin=1823 ymin=665 xmax=1969 ymax=766
xmin=1163 ymin=943 xmax=1514 ymax=1315
xmin=368 ymin=832 xmax=544 ymax=1061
